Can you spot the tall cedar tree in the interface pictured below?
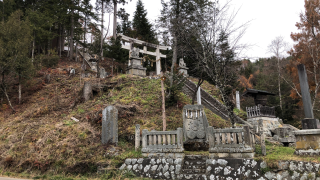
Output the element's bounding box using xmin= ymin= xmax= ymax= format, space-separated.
xmin=0 ymin=10 xmax=32 ymax=111
xmin=158 ymin=0 xmax=212 ymax=97
xmin=132 ymin=0 xmax=157 ymax=43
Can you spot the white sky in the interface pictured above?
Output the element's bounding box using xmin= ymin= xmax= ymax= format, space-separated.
xmin=103 ymin=0 xmax=305 ymax=61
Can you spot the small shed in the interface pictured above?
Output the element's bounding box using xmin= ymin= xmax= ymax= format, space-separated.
xmin=242 ymin=88 xmax=275 ymax=106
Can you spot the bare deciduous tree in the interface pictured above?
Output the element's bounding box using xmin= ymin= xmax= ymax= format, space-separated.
xmin=267 ymin=36 xmax=288 ymax=111
xmin=179 ymin=0 xmax=251 ymax=126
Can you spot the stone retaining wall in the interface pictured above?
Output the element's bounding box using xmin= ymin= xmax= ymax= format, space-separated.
xmin=119 ymin=156 xmax=320 ymax=179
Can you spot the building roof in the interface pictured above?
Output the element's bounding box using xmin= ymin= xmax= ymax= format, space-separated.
xmin=242 ymin=88 xmax=275 ymax=97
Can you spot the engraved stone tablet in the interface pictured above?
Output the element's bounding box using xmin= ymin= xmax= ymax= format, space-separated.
xmin=102 ymin=106 xmax=118 ymax=145
xmin=183 ymin=105 xmax=209 ymax=141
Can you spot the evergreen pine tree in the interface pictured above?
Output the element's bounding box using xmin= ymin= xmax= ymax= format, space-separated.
xmin=132 ymin=0 xmax=157 ymax=43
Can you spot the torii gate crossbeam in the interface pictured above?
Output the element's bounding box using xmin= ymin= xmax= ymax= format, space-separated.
xmin=118 ymin=34 xmax=170 ymax=75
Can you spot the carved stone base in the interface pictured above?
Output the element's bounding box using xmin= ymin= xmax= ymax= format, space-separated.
xmin=126 ymin=65 xmax=146 ymax=76
xmin=209 ymin=152 xmax=255 ymax=158
xmin=178 ymin=67 xmax=188 ymax=77
xmin=301 ymin=118 xmax=320 ymax=129
xmin=142 ymin=153 xmax=185 ymax=158
xmin=294 ymin=129 xmax=320 ymax=156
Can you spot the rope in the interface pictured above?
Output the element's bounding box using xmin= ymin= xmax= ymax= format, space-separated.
xmin=142 ymin=56 xmax=160 ymax=67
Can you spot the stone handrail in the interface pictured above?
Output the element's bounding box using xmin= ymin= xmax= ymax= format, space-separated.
xmin=207 ymin=126 xmax=255 ymax=153
xmin=246 ymin=105 xmax=275 ymax=118
xmin=182 ymin=79 xmax=252 ymax=127
xmin=77 ymin=46 xmax=94 ymax=70
xmin=141 ymin=128 xmax=184 ymax=153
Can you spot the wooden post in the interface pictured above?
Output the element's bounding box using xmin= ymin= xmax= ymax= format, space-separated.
xmin=161 ymin=72 xmax=166 ymax=131
xmin=259 ymin=119 xmax=266 ymax=156
xmin=135 ymin=124 xmax=140 ymax=151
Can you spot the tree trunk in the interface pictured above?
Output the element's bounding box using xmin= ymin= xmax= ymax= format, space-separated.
xmin=32 ymin=32 xmax=35 ymax=62
xmin=67 ymin=31 xmax=70 ymax=58
xmin=84 ymin=14 xmax=87 ymax=46
xmin=169 ymin=35 xmax=178 ymax=89
xmin=101 ymin=1 xmax=104 ymax=57
xmin=1 ymin=85 xmax=15 ymax=112
xmin=48 ymin=26 xmax=51 ymax=55
xmin=59 ymin=25 xmax=61 ymax=57
xmin=113 ymin=1 xmax=117 ymax=39
xmin=18 ymin=74 xmax=21 ymax=104
xmin=75 ymin=42 xmax=78 ymax=61
xmin=277 ymin=57 xmax=282 ymax=110
xmin=70 ymin=2 xmax=74 ymax=60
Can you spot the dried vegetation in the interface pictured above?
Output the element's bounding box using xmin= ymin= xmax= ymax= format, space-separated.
xmin=0 ymin=59 xmax=230 ymax=177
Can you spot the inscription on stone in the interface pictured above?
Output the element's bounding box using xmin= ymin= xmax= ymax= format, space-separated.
xmin=183 ymin=105 xmax=209 ymax=141
xmin=102 ymin=106 xmax=118 ymax=145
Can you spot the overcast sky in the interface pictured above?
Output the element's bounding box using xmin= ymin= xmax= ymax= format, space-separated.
xmin=104 ymin=0 xmax=305 ymax=61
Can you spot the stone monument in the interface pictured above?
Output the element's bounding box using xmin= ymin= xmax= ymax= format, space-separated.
xmin=293 ymin=64 xmax=320 ymax=156
xmin=182 ymin=105 xmax=209 ymax=142
xmin=178 ymin=58 xmax=188 ymax=76
xmin=126 ymin=47 xmax=146 ymax=76
xmin=102 ymin=106 xmax=118 ymax=145
xmin=297 ymin=64 xmax=320 ymax=129
xmin=236 ymin=91 xmax=240 ymax=109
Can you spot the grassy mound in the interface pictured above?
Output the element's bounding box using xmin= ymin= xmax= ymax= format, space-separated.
xmin=0 ymin=59 xmax=231 ymax=178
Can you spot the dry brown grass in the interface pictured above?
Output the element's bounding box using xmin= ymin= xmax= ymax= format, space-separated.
xmin=0 ymin=58 xmax=231 ymax=176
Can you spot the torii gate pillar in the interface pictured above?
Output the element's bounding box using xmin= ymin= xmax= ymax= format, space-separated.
xmin=156 ymin=46 xmax=161 ymax=75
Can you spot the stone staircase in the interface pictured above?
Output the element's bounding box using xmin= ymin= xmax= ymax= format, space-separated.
xmin=182 ymin=79 xmax=251 ymax=126
xmin=179 ymin=155 xmax=207 ymax=180
xmin=77 ymin=46 xmax=96 ymax=71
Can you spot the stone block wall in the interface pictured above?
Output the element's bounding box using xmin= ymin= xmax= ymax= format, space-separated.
xmin=119 ymin=156 xmax=320 ymax=179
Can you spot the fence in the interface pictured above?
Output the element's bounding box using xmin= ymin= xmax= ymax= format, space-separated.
xmin=207 ymin=126 xmax=256 ymax=154
xmin=246 ymin=105 xmax=275 ymax=118
xmin=140 ymin=128 xmax=184 ymax=153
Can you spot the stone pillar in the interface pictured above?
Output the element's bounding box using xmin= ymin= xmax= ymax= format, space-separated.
xmin=259 ymin=119 xmax=266 ymax=156
xmin=207 ymin=126 xmax=214 ymax=149
xmin=102 ymin=106 xmax=118 ymax=145
xmin=297 ymin=64 xmax=314 ymax=119
xmin=243 ymin=126 xmax=252 ymax=147
xmin=236 ymin=91 xmax=240 ymax=109
xmin=83 ymin=81 xmax=92 ymax=102
xmin=135 ymin=124 xmax=140 ymax=151
xmin=142 ymin=129 xmax=148 ymax=148
xmin=177 ymin=127 xmax=183 ymax=149
xmin=197 ymin=87 xmax=201 ymax=105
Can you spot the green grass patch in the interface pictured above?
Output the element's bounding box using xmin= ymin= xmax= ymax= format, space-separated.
xmin=255 ymin=143 xmax=320 ymax=165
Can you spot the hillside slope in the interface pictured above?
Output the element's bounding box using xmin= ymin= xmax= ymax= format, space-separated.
xmin=0 ymin=59 xmax=231 ymax=176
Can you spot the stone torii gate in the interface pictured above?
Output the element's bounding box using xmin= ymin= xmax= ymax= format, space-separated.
xmin=118 ymin=34 xmax=170 ymax=75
